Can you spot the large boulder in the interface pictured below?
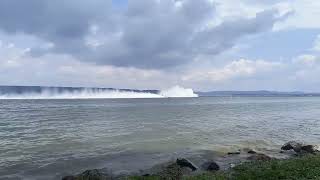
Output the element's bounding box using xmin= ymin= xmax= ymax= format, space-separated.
xmin=281 ymin=141 xmax=303 ymax=152
xmin=176 ymin=158 xmax=197 ymax=171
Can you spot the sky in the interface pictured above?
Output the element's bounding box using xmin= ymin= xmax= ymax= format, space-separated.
xmin=0 ymin=0 xmax=319 ymax=92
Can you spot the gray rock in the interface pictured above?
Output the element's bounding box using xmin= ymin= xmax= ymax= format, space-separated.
xmin=247 ymin=153 xmax=272 ymax=161
xmin=176 ymin=158 xmax=197 ymax=171
xmin=158 ymin=163 xmax=183 ymax=180
xmin=247 ymin=150 xmax=257 ymax=154
xmin=281 ymin=141 xmax=319 ymax=154
xmin=63 ymin=169 xmax=113 ymax=180
xmin=202 ymin=161 xmax=220 ymax=171
xmin=301 ymin=145 xmax=319 ymax=154
xmin=62 ymin=176 xmax=76 ymax=180
xmin=227 ymin=151 xmax=241 ymax=155
xmin=281 ymin=141 xmax=303 ymax=152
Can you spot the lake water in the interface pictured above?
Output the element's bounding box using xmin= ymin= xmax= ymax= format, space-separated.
xmin=1 ymin=97 xmax=320 ymax=179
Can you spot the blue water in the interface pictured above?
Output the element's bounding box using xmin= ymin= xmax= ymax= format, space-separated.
xmin=0 ymin=97 xmax=320 ymax=179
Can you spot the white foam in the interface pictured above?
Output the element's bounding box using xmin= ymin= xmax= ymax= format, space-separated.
xmin=160 ymin=86 xmax=198 ymax=98
xmin=0 ymin=86 xmax=198 ymax=99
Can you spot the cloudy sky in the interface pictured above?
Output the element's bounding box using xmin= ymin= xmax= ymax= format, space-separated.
xmin=0 ymin=0 xmax=319 ymax=91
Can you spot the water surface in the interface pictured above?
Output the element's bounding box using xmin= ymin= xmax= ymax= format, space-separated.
xmin=1 ymin=97 xmax=320 ymax=179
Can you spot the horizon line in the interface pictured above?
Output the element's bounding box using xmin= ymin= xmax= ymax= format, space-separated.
xmin=1 ymin=85 xmax=320 ymax=94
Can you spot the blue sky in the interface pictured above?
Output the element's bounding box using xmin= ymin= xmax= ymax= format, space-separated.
xmin=113 ymin=0 xmax=128 ymax=8
xmin=0 ymin=0 xmax=319 ymax=91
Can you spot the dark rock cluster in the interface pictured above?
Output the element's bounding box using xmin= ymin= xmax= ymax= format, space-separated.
xmin=176 ymin=158 xmax=198 ymax=171
xmin=62 ymin=169 xmax=112 ymax=180
xmin=62 ymin=141 xmax=319 ymax=180
xmin=281 ymin=141 xmax=319 ymax=154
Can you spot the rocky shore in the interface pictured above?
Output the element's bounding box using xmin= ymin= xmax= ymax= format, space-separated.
xmin=62 ymin=141 xmax=320 ymax=180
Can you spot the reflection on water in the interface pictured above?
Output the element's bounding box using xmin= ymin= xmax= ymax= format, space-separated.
xmin=0 ymin=97 xmax=320 ymax=179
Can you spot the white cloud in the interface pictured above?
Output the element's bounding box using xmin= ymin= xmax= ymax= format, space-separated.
xmin=293 ymin=54 xmax=319 ymax=66
xmin=272 ymin=0 xmax=320 ymax=30
xmin=1 ymin=41 xmax=320 ymax=91
xmin=0 ymin=42 xmax=26 ymax=68
xmin=290 ymin=53 xmax=320 ymax=85
xmin=0 ymin=0 xmax=320 ymax=91
xmin=312 ymin=35 xmax=320 ymax=52
xmin=0 ymin=0 xmax=284 ymax=69
xmin=182 ymin=59 xmax=283 ymax=82
xmin=214 ymin=0 xmax=262 ymax=20
xmin=213 ymin=0 xmax=320 ymax=30
xmin=0 ymin=42 xmax=173 ymax=89
xmin=180 ymin=53 xmax=320 ymax=91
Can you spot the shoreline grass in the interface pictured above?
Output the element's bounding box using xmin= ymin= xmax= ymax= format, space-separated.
xmin=129 ymin=154 xmax=320 ymax=180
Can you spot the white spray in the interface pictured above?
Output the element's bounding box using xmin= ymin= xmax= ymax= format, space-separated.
xmin=0 ymin=86 xmax=198 ymax=99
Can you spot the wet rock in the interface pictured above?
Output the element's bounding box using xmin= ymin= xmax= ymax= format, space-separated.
xmin=247 ymin=150 xmax=257 ymax=154
xmin=77 ymin=169 xmax=112 ymax=180
xmin=62 ymin=176 xmax=76 ymax=180
xmin=281 ymin=141 xmax=303 ymax=152
xmin=180 ymin=167 xmax=194 ymax=176
xmin=301 ymin=145 xmax=319 ymax=154
xmin=247 ymin=153 xmax=272 ymax=161
xmin=158 ymin=163 xmax=183 ymax=180
xmin=176 ymin=158 xmax=197 ymax=171
xmin=281 ymin=141 xmax=319 ymax=154
xmin=202 ymin=161 xmax=220 ymax=171
xmin=228 ymin=151 xmax=241 ymax=155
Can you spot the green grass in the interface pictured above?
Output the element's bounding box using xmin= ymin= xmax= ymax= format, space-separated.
xmin=232 ymin=154 xmax=320 ymax=180
xmin=183 ymin=172 xmax=228 ymax=180
xmin=128 ymin=154 xmax=320 ymax=180
xmin=129 ymin=172 xmax=227 ymax=180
